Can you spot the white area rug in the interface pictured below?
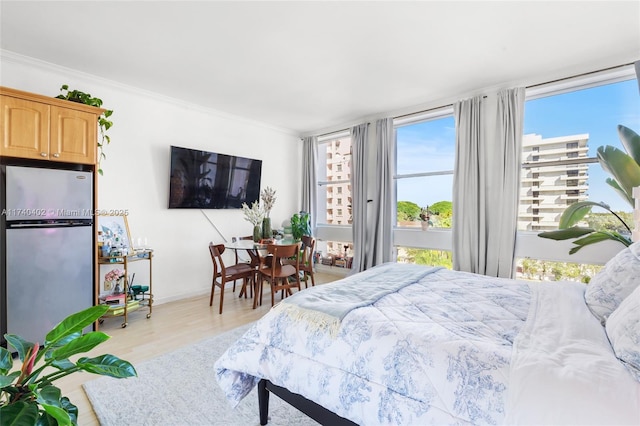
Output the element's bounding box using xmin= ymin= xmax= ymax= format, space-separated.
xmin=83 ymin=323 xmax=319 ymax=426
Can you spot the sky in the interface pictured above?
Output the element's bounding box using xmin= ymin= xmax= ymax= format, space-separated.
xmin=396 ymin=78 xmax=640 ymax=213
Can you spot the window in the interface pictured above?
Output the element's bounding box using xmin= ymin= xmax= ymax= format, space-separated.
xmin=516 ymin=258 xmax=603 ymax=283
xmin=316 ymin=132 xmax=354 ymax=271
xmin=395 ymin=113 xmax=455 ymax=229
xmin=397 ymin=247 xmax=452 ymax=269
xmin=520 ymin=77 xmax=637 ymax=235
xmin=317 ymin=134 xmax=352 ymax=226
xmin=517 ymin=70 xmax=638 ymax=279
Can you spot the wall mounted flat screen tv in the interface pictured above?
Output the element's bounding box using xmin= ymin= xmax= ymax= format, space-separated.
xmin=168 ymin=145 xmax=262 ymax=209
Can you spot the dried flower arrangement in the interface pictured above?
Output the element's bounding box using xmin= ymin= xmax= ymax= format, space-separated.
xmin=261 ymin=186 xmax=277 ymax=218
xmin=241 ymin=201 xmax=264 ymax=226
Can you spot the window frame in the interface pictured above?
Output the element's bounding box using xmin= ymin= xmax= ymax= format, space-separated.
xmin=393 ymin=106 xmax=455 ymax=256
xmin=314 ymin=129 xmax=353 ymax=256
xmin=516 ymin=65 xmax=637 ymax=265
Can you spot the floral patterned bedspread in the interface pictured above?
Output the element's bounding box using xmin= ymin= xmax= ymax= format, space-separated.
xmin=215 ymin=263 xmax=532 ymax=425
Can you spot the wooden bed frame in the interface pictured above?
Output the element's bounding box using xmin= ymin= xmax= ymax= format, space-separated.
xmin=258 ymin=379 xmax=358 ymax=425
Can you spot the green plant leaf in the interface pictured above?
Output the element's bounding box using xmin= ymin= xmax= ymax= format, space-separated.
xmin=36 ymin=412 xmax=60 ymax=426
xmin=0 ymin=346 xmax=13 ymax=373
xmin=35 ymin=385 xmax=74 ymax=425
xmin=50 ymin=332 xmax=110 ymax=361
xmin=0 ymin=371 xmax=20 ymax=388
xmin=604 ymin=177 xmax=634 ymax=206
xmin=597 ymin=145 xmax=640 ymax=207
xmin=617 ymin=124 xmax=640 ymax=164
xmin=44 ymin=305 xmax=109 ymax=347
xmin=50 ymin=359 xmax=75 ymax=371
xmin=0 ymin=401 xmax=40 ymax=426
xmin=567 ymin=231 xmax=631 ymax=254
xmin=557 ymin=202 xmax=599 ymax=228
xmin=538 ymin=227 xmax=596 ymax=241
xmin=36 ymin=384 xmax=62 ymax=406
xmin=4 ymin=335 xmax=35 ymax=363
xmin=76 ymin=354 xmax=137 ymax=378
xmin=60 ymin=397 xmax=78 ymax=425
xmin=40 ymin=403 xmax=72 ymax=426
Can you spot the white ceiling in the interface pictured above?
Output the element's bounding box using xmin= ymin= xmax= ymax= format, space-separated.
xmin=1 ymin=1 xmax=639 ymax=134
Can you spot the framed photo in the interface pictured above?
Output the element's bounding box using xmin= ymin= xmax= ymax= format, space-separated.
xmin=98 ymin=214 xmax=132 ymax=253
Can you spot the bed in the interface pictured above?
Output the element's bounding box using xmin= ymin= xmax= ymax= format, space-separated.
xmin=215 ymin=244 xmax=640 ymax=425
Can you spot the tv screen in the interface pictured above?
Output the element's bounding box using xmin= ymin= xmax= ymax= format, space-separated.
xmin=168 ymin=145 xmax=262 ymax=209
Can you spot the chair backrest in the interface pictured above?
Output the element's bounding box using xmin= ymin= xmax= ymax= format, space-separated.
xmin=209 ymin=243 xmax=226 ymax=277
xmin=267 ymin=243 xmax=299 ymax=271
xmin=300 ymin=235 xmax=315 ymax=266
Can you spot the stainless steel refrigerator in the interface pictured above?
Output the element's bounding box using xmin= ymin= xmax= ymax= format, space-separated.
xmin=1 ymin=164 xmax=94 ymax=347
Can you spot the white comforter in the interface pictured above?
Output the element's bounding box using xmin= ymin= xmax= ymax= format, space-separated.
xmin=215 ymin=263 xmax=640 ymax=425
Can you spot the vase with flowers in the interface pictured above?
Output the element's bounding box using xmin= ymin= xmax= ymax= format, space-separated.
xmin=260 ymin=186 xmax=277 ymax=239
xmin=242 ymin=201 xmax=264 ymax=242
xmin=105 ymin=268 xmax=125 ymax=294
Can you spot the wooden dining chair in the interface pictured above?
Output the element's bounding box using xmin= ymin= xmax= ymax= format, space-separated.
xmin=299 ymin=235 xmax=316 ymax=288
xmin=209 ymin=243 xmax=255 ymax=314
xmin=233 ymin=235 xmax=261 ymax=296
xmin=256 ymin=243 xmax=301 ymax=307
xmin=283 ymin=235 xmax=316 ymax=288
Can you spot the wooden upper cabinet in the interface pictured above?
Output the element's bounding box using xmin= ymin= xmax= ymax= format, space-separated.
xmin=0 ymin=96 xmax=50 ymax=160
xmin=0 ymin=87 xmax=104 ymax=165
xmin=50 ymin=106 xmax=97 ymax=164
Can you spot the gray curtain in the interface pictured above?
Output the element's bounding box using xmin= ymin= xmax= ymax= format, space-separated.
xmin=301 ymin=136 xmax=318 ymax=232
xmin=452 ymin=89 xmax=525 ymax=278
xmin=350 ymin=123 xmax=369 ymax=273
xmin=486 ymin=88 xmax=525 ymax=278
xmin=452 ymin=96 xmax=485 ymax=274
xmin=367 ymin=118 xmax=395 ymax=268
xmin=635 ymin=60 xmax=640 ymax=94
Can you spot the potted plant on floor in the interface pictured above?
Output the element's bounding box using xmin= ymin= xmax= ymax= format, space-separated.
xmin=0 ymin=305 xmax=136 ymax=425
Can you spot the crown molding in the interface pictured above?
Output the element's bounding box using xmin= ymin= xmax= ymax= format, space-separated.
xmin=0 ymin=49 xmax=299 ymax=137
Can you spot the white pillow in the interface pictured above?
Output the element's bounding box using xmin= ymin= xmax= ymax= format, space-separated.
xmin=606 ymin=285 xmax=640 ymax=381
xmin=584 ymin=241 xmax=640 ymax=324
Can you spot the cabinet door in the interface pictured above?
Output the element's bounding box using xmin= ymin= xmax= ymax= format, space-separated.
xmin=0 ymin=95 xmax=50 ymax=160
xmin=50 ymin=106 xmax=97 ymax=164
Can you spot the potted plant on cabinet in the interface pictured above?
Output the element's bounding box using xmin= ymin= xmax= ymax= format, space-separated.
xmin=0 ymin=305 xmax=136 ymax=425
xmin=55 ymin=85 xmax=114 ymax=175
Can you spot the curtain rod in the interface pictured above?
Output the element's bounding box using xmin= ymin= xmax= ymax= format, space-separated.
xmin=316 ymin=123 xmax=369 ymax=139
xmin=393 ymin=62 xmax=636 ymax=121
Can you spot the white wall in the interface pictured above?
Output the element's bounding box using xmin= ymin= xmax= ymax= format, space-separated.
xmin=1 ymin=51 xmax=301 ymax=305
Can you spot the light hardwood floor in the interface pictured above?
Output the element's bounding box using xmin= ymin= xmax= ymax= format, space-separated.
xmin=56 ymin=272 xmax=339 ymax=425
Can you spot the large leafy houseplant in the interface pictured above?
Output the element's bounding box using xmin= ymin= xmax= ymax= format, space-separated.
xmin=0 ymin=305 xmax=136 ymax=425
xmin=538 ymin=125 xmax=640 ymax=253
xmin=290 ymin=211 xmax=311 ymax=241
xmin=55 ymin=85 xmax=114 ymax=175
